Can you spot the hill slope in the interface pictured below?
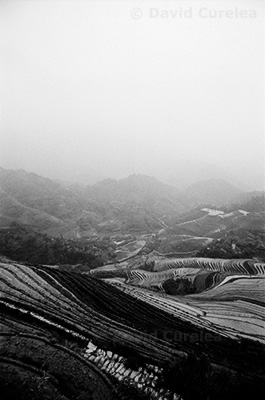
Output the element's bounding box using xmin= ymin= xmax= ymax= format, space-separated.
xmin=83 ymin=174 xmax=191 ymax=233
xmin=0 ymin=168 xmax=192 ymax=237
xmin=184 ymin=179 xmax=243 ymax=206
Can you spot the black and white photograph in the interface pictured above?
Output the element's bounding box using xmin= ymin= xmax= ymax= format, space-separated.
xmin=0 ymin=1 xmax=264 ymax=399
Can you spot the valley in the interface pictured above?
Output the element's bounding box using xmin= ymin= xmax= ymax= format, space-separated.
xmin=0 ymin=167 xmax=265 ymax=400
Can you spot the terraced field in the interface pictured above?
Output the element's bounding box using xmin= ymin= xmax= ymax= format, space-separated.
xmin=166 ymin=207 xmax=265 ymax=237
xmin=1 ymin=261 xmax=265 ymax=400
xmin=114 ymin=239 xmax=146 ymax=262
xmin=113 ymin=277 xmax=265 ymax=343
xmin=100 ymin=256 xmax=265 ymax=344
xmin=145 ymin=255 xmax=265 ymax=274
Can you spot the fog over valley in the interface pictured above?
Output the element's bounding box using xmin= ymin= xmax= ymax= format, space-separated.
xmin=0 ymin=0 xmax=264 ymax=190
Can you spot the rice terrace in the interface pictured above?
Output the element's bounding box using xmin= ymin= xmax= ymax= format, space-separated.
xmin=1 ymin=253 xmax=265 ymax=400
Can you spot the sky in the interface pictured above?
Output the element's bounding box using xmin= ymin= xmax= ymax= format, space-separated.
xmin=0 ymin=0 xmax=264 ymax=189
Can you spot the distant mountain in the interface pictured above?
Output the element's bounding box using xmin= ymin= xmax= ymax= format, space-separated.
xmin=0 ymin=168 xmax=192 ymax=237
xmin=1 ymin=167 xmax=264 ymax=266
xmin=81 ymin=174 xmax=192 ymax=233
xmin=0 ymin=167 xmax=83 ymax=217
xmin=2 ymin=167 xmax=263 ymax=242
xmin=231 ymin=191 xmax=265 ymax=209
xmin=183 ymin=179 xmax=243 ymax=206
xmin=0 ymin=167 xmax=84 ymax=236
xmin=149 ymin=185 xmax=265 ymax=259
xmin=87 ymin=174 xmax=180 ymax=197
xmin=86 ymin=174 xmax=190 ymax=211
xmin=240 ymin=194 xmax=265 ymax=212
xmin=0 ymin=185 xmax=68 ymax=231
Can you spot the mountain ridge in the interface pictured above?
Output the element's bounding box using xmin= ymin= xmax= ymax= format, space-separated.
xmin=1 ymin=167 xmax=262 ymax=242
xmin=0 ymin=168 xmax=190 ymax=237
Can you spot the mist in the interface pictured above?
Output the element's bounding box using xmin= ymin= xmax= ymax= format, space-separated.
xmin=0 ymin=0 xmax=264 ymax=190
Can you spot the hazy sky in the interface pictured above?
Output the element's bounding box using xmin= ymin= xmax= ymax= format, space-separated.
xmin=0 ymin=0 xmax=264 ymax=189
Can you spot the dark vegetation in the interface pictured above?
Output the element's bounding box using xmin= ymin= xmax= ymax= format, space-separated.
xmin=162 ymin=278 xmax=196 ymax=295
xmin=197 ymin=229 xmax=265 ymax=261
xmin=0 ymin=332 xmax=146 ymax=400
xmin=163 ymin=352 xmax=265 ymax=400
xmin=0 ymin=223 xmax=115 ymax=267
